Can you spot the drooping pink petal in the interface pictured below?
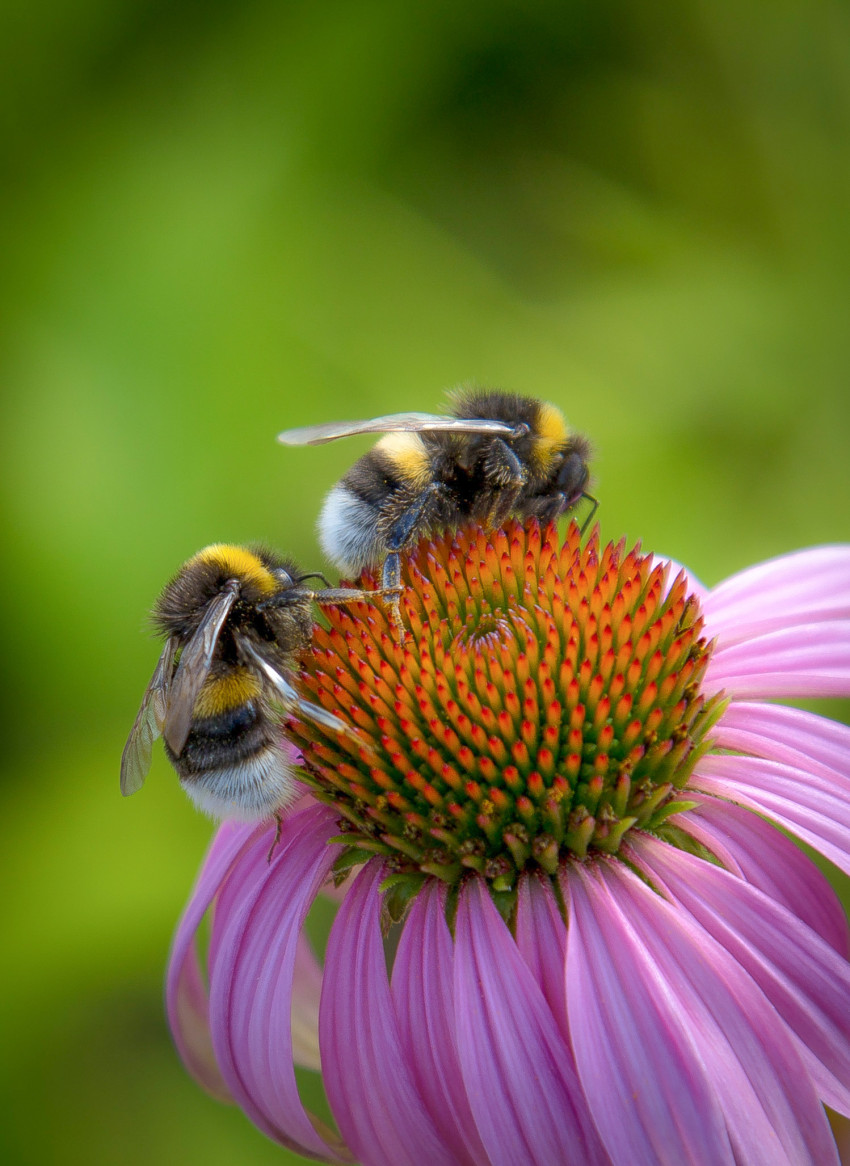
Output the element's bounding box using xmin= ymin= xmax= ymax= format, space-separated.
xmin=391 ymin=881 xmax=490 ymax=1166
xmin=453 ymin=877 xmax=610 ymax=1166
xmin=204 ymin=794 xmax=315 ymax=980
xmin=514 ymin=873 xmax=569 ymax=1044
xmin=704 ymin=622 xmax=850 ymax=699
xmin=715 ymin=700 xmax=850 ymax=778
xmin=216 ymin=834 xmax=325 ymax=1070
xmin=693 ymin=753 xmax=850 ymax=879
xmin=565 ymin=860 xmax=838 ymax=1166
xmin=206 ymin=823 xmax=280 ymax=981
xmin=702 ymin=546 xmax=850 ymax=646
xmin=565 ymin=862 xmax=732 ymax=1165
xmin=187 ymin=817 xmax=324 ymax=1072
xmin=629 ymin=833 xmax=850 ymax=1116
xmin=320 ymin=861 xmax=459 ymax=1166
xmin=680 ymin=794 xmax=850 ymax=957
xmin=167 ymin=819 xmax=263 ymax=1101
xmin=208 ymin=802 xmax=349 ymax=1162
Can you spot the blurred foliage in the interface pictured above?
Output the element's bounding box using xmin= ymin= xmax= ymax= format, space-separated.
xmin=1 ymin=0 xmax=849 ymax=1162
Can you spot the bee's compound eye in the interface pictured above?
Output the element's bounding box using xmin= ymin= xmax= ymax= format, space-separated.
xmin=557 ymin=452 xmax=588 ymax=497
xmin=273 ymin=569 xmax=294 ymax=588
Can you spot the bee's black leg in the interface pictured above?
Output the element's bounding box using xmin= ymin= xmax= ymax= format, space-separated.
xmin=309 ymin=570 xmax=405 ymax=637
xmin=524 ymin=490 xmax=598 ymax=533
xmin=528 ymin=493 xmax=568 ymax=525
xmin=378 ymin=482 xmax=447 ymax=643
xmin=384 ymin=482 xmax=445 ymax=552
xmin=267 ymin=812 xmax=283 ymax=863
xmin=489 ymin=482 xmax=525 ymax=529
xmin=483 ymin=439 xmax=527 ymax=528
xmin=312 ymin=585 xmax=391 ymax=608
xmin=380 ymin=553 xmax=405 ymax=643
xmin=382 ymin=551 xmax=402 ymax=590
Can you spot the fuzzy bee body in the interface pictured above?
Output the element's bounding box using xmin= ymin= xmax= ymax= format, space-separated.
xmin=279 ymin=390 xmax=594 ymax=608
xmin=319 ymin=434 xmax=432 ymax=577
xmin=121 ymin=543 xmax=378 ymax=821
xmin=158 ymin=653 xmax=294 ymax=823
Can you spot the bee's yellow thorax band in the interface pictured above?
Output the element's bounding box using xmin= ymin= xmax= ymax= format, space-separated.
xmin=375 ymin=433 xmax=431 ymax=486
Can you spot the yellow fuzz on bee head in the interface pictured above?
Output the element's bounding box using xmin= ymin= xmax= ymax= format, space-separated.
xmin=532 ymin=402 xmax=569 ymax=469
xmin=192 ymin=544 xmax=278 ymax=595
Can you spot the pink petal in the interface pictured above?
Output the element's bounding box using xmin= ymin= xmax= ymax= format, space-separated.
xmin=514 ymin=873 xmax=569 ymax=1044
xmin=320 ymin=861 xmax=458 ymax=1166
xmin=218 ymin=842 xmax=324 ymax=1071
xmin=703 ymin=546 xmax=850 ymax=646
xmin=565 ymin=860 xmax=838 ymax=1165
xmin=207 ymin=822 xmax=280 ymax=979
xmin=204 ymin=794 xmax=316 ymax=979
xmin=513 ymin=875 xmax=612 ymax=1156
xmin=167 ymin=819 xmax=262 ymax=1101
xmin=391 ymin=881 xmax=490 ymax=1166
xmin=630 ymin=834 xmax=850 ymax=1116
xmin=693 ymin=753 xmax=850 ymax=879
xmin=716 ymin=700 xmax=850 ymax=777
xmin=565 ymin=862 xmax=732 ymax=1165
xmin=453 ymin=878 xmax=609 ymax=1166
xmin=208 ymin=802 xmax=348 ymax=1162
xmin=680 ymin=794 xmax=850 ymax=957
xmin=705 ymin=622 xmax=850 ymax=699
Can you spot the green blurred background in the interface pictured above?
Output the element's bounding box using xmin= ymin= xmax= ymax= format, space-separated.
xmin=2 ymin=1 xmax=849 ymax=1163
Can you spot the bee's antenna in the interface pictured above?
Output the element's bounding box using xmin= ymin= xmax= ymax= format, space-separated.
xmin=296 ymin=571 xmax=332 ymax=587
xmin=579 ymin=492 xmax=599 ymax=534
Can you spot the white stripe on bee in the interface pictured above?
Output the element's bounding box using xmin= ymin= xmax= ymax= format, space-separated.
xmin=318 ymin=484 xmax=384 ymax=575
xmin=179 ymin=746 xmax=298 ymax=821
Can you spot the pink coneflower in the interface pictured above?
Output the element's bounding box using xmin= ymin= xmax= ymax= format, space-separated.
xmin=168 ymin=521 xmax=850 ymax=1166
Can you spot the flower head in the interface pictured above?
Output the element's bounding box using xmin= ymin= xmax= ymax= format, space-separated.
xmin=291 ymin=524 xmax=722 ymax=897
xmin=168 ymin=521 xmax=850 ymax=1166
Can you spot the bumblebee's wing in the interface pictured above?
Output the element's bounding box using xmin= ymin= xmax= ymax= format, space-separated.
xmin=120 ymin=636 xmax=178 ymax=796
xmin=277 ymin=413 xmax=516 ymax=446
xmin=163 ymin=581 xmax=240 ymax=756
xmin=236 ymin=634 xmax=355 ymax=738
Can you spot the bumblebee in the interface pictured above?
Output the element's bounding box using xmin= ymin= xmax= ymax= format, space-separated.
xmin=120 ymin=543 xmax=381 ymax=821
xmin=278 ymin=389 xmax=595 ymax=623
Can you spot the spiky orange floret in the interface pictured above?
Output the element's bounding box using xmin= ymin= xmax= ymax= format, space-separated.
xmin=288 ymin=521 xmax=723 ymax=889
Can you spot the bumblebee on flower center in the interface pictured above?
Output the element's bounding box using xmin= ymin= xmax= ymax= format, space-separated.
xmin=290 ymin=519 xmax=725 ymax=903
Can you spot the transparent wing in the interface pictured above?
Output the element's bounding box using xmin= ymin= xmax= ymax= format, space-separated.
xmin=120 ymin=636 xmax=178 ymax=796
xmin=277 ymin=412 xmax=516 ymax=446
xmin=236 ymin=634 xmax=356 ymax=738
xmin=163 ymin=581 xmax=240 ymax=756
